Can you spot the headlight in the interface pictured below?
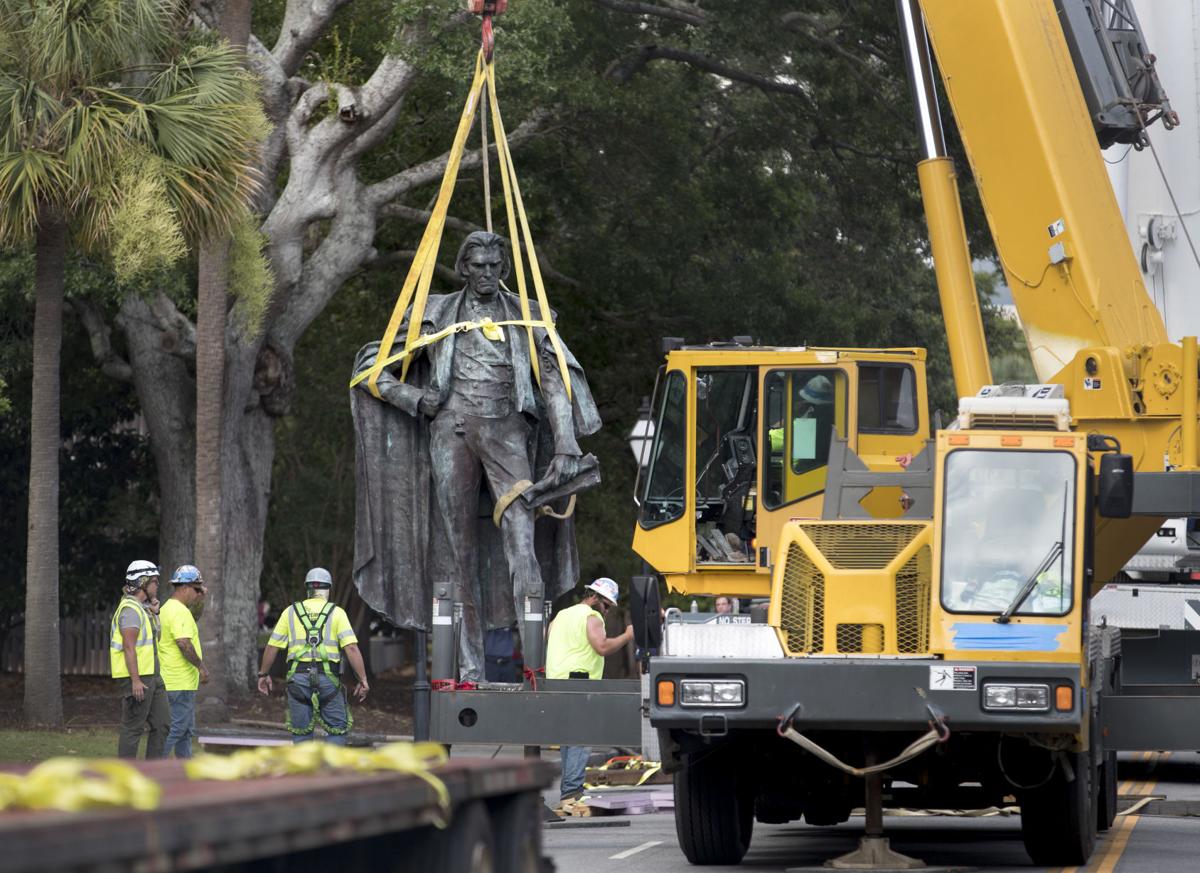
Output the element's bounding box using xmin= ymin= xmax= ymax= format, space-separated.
xmin=679 ymin=679 xmax=744 ymax=707
xmin=983 ymin=683 xmax=1049 ymax=711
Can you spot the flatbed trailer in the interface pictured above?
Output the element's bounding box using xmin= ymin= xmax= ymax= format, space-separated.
xmin=0 ymin=756 xmax=553 ymax=873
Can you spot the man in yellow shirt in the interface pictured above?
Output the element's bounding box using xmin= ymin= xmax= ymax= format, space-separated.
xmin=158 ymin=565 xmax=209 ymax=758
xmin=256 ymin=568 xmax=369 ymax=744
xmin=545 ymin=577 xmax=633 ymax=804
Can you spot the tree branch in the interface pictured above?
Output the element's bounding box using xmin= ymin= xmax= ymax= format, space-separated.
xmin=272 ymin=0 xmax=354 ymax=78
xmin=69 ymin=299 xmax=133 ymax=382
xmin=366 ymin=249 xmax=460 ymax=284
xmin=606 ymin=45 xmax=815 ymax=104
xmin=591 ymin=0 xmax=706 ymax=27
xmin=147 ymin=292 xmax=197 ymax=361
xmin=367 ymin=112 xmax=546 ymax=207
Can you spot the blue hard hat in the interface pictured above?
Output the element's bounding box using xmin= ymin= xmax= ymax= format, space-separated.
xmin=171 ymin=564 xmax=204 ymax=586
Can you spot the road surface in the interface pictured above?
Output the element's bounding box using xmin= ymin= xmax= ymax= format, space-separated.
xmin=543 ymin=751 xmax=1200 ymax=873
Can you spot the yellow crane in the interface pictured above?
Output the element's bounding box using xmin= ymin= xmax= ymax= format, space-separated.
xmin=639 ymin=1 xmax=1199 ymax=867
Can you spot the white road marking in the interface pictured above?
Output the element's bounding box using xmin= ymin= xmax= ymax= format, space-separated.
xmin=609 ymin=840 xmax=663 ymax=860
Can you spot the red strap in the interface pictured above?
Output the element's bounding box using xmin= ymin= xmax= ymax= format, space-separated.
xmin=432 ymin=679 xmax=479 ymax=692
xmin=522 ymin=665 xmax=545 ymax=690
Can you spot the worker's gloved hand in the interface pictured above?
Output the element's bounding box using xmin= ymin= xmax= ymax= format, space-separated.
xmin=130 ymin=677 xmax=146 ymax=702
xmin=257 ymin=675 xmax=273 ymax=696
xmin=354 ymin=680 xmax=370 ymax=702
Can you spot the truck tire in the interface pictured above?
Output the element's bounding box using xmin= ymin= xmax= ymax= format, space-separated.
xmin=491 ymin=791 xmax=543 ymax=873
xmin=1018 ymin=750 xmax=1095 ymax=866
xmin=674 ymin=749 xmax=753 ymax=865
xmin=1097 ymin=749 xmax=1118 ymax=831
xmin=400 ymin=800 xmax=496 ymax=873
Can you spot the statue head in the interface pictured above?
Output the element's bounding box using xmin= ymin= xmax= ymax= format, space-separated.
xmin=455 ymin=231 xmax=511 ymax=298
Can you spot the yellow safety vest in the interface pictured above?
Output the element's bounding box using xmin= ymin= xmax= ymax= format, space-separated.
xmin=545 ymin=603 xmax=604 ymax=680
xmin=110 ymin=596 xmax=155 ymax=679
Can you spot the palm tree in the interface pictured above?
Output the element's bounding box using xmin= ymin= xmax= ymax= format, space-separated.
xmin=0 ymin=0 xmax=265 ymax=725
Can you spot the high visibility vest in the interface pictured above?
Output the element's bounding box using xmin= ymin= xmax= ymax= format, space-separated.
xmin=545 ymin=602 xmax=604 ymax=680
xmin=280 ymin=601 xmax=343 ymax=664
xmin=110 ymin=596 xmax=155 ymax=679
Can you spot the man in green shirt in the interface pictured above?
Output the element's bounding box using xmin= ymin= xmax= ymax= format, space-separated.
xmin=158 ymin=565 xmax=209 ymax=758
xmin=545 ymin=577 xmax=633 ymax=805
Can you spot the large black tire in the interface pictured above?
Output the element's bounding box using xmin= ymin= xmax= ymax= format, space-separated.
xmin=1019 ymin=750 xmax=1096 ymax=866
xmin=1097 ymin=749 xmax=1118 ymax=831
xmin=490 ymin=791 xmax=543 ymax=873
xmin=674 ymin=749 xmax=753 ymax=865
xmin=399 ymin=800 xmax=496 ymax=873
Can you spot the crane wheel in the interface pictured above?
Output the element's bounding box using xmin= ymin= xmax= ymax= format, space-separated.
xmin=674 ymin=747 xmax=753 ymax=865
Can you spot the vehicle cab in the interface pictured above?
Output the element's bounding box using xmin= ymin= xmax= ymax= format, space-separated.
xmin=632 ymin=343 xmax=931 ymax=597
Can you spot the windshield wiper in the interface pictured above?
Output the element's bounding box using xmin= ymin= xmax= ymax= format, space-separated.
xmin=995 ymin=482 xmax=1069 ymax=624
xmin=994 ymin=540 xmax=1064 ymax=624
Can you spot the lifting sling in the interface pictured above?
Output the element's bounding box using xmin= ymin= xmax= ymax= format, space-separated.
xmin=350 ymin=38 xmax=573 ymax=405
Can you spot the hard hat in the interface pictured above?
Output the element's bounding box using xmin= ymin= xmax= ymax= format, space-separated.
xmin=586 ymin=577 xmax=620 ymax=605
xmin=305 ymin=567 xmax=333 ymax=589
xmin=125 ymin=560 xmax=159 ymax=585
xmin=171 ymin=565 xmax=204 ymax=586
xmin=798 ymin=374 xmax=833 ymax=405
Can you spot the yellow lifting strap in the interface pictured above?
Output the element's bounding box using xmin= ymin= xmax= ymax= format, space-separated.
xmin=351 ymin=50 xmax=573 ymax=404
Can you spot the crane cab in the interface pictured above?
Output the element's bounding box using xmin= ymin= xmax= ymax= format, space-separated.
xmin=632 ymin=344 xmax=931 ymax=597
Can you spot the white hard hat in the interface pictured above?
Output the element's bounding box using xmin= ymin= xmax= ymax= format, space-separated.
xmin=125 ymin=560 xmax=159 ymax=585
xmin=586 ymin=577 xmax=619 ymax=605
xmin=305 ymin=567 xmax=333 ymax=589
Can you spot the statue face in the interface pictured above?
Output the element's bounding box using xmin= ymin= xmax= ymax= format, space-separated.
xmin=464 ymin=246 xmax=504 ymax=297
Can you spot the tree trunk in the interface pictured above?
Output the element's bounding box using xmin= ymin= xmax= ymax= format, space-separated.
xmin=23 ymin=211 xmax=66 ymax=726
xmin=120 ymin=295 xmax=197 ymax=581
xmin=194 ymin=0 xmax=254 ymax=723
xmin=195 ymin=239 xmax=231 ymax=720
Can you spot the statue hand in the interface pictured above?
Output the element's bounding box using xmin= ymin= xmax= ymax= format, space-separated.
xmin=417 ymin=387 xmax=441 ymax=418
xmin=546 ymin=453 xmax=581 ymax=487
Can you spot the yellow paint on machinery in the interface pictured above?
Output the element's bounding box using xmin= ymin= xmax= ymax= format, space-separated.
xmin=631 ymin=346 xmax=929 ymax=597
xmin=765 ymin=430 xmax=1089 ymax=672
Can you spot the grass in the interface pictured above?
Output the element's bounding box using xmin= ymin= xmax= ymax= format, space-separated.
xmin=0 ymin=729 xmax=138 ymax=763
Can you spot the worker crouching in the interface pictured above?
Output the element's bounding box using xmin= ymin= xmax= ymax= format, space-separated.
xmin=256 ymin=568 xmax=369 ymax=744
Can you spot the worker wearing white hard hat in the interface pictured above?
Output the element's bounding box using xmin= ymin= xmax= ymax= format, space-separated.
xmin=545 ymin=577 xmax=633 ymax=811
xmin=111 ymin=560 xmax=169 ymax=759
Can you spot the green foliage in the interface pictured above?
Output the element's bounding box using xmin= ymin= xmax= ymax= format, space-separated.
xmin=108 ymin=152 xmax=188 ymax=286
xmin=229 ymin=209 xmax=275 ymax=338
xmin=0 ymin=0 xmax=267 ymax=254
xmin=0 ymin=253 xmax=158 ymax=636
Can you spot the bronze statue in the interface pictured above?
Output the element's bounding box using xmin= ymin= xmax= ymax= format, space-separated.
xmin=350 ymin=232 xmax=601 ymax=680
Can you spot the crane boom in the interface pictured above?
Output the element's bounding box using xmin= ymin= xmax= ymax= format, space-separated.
xmin=920 ymin=0 xmax=1167 ymax=382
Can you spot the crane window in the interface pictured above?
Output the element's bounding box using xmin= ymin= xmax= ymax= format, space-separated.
xmin=638 ymin=371 xmax=687 ymax=529
xmin=858 ymin=364 xmax=918 ymax=434
xmin=763 ymin=369 xmax=848 ymax=510
xmin=940 ymin=450 xmax=1076 ymax=617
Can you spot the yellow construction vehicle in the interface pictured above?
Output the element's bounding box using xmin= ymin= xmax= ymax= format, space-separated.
xmin=639 ymin=0 xmax=1200 ymax=867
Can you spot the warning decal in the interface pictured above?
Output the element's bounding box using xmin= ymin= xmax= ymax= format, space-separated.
xmin=930 ymin=665 xmax=977 ymax=691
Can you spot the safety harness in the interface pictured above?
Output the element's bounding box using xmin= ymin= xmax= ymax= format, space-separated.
xmin=284 ymin=601 xmax=353 ymax=737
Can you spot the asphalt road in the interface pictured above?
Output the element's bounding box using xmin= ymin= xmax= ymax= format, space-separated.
xmin=543 ymin=752 xmax=1200 ymax=873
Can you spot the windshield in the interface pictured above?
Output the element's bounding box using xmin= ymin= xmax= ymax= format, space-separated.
xmin=639 ymin=371 xmax=687 ymax=528
xmin=940 ymin=450 xmax=1076 ymax=616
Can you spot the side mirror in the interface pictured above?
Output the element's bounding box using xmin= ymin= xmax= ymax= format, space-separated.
xmin=1097 ymin=453 xmax=1134 ymax=518
xmin=629 ymin=575 xmax=663 ymax=657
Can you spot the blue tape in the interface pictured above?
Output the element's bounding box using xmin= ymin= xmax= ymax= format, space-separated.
xmin=949 ymin=622 xmax=1068 ymax=651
